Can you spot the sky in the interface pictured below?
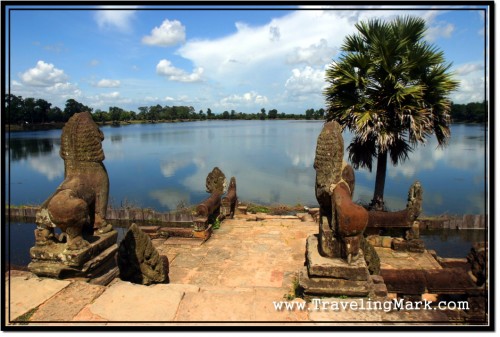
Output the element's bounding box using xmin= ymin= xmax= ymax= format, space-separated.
xmin=5 ymin=4 xmax=489 ymax=114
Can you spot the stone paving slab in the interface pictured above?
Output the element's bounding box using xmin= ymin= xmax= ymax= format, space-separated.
xmin=375 ymin=247 xmax=442 ymax=270
xmin=5 ymin=214 xmax=471 ymax=327
xmin=83 ymin=280 xmax=185 ymax=321
xmin=29 ymin=281 xmax=106 ymax=322
xmin=6 ymin=275 xmax=71 ymax=322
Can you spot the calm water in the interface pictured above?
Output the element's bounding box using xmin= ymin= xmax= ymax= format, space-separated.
xmin=6 ymin=120 xmax=487 ymax=214
xmin=5 ymin=120 xmax=488 ymax=264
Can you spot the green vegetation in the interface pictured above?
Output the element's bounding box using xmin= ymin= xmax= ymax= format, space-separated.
xmin=450 ymin=101 xmax=487 ymax=123
xmin=5 ymin=94 xmax=328 ymax=129
xmin=324 ymin=16 xmax=459 ymax=210
xmin=283 ymin=276 xmax=303 ymax=300
xmin=245 ymin=203 xmax=304 ymax=215
xmin=5 ymin=93 xmax=484 ymax=132
xmin=212 ymin=218 xmax=221 ymax=230
xmin=13 ymin=307 xmax=38 ymax=323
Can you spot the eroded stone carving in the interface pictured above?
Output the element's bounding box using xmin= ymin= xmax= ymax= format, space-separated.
xmin=314 ymin=121 xmax=368 ymax=263
xmin=366 ymin=181 xmax=423 ymax=235
xmin=221 ymin=177 xmax=238 ymax=218
xmin=34 ymin=111 xmax=112 ymax=251
xmin=29 ymin=112 xmax=118 ymax=284
xmin=117 ymin=223 xmax=169 ymax=285
xmin=205 ymin=167 xmax=227 ymax=194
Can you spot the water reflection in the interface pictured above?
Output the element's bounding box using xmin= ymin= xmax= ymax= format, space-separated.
xmin=6 ymin=121 xmax=486 ymax=215
xmin=8 ymin=137 xmax=56 ymax=162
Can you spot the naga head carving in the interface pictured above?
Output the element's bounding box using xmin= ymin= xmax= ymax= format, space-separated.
xmin=314 ymin=121 xmax=344 ymax=199
xmin=206 ymin=167 xmax=227 ymax=194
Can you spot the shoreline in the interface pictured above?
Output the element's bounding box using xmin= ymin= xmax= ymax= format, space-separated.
xmin=7 ymin=203 xmax=487 ymax=230
xmin=6 ymin=119 xmax=486 ymax=132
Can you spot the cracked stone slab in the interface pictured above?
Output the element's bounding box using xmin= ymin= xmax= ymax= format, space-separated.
xmin=85 ymin=280 xmax=184 ymax=321
xmin=5 ymin=276 xmax=71 ymax=322
xmin=29 ymin=281 xmax=106 ymax=322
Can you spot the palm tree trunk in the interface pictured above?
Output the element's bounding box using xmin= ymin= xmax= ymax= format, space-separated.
xmin=371 ymin=150 xmax=388 ymax=211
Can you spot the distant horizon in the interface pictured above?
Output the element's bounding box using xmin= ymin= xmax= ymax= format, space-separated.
xmin=5 ymin=4 xmax=490 ymax=114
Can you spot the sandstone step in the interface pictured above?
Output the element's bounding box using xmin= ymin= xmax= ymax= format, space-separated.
xmin=298 ymin=267 xmax=371 ymax=297
xmin=306 ymin=235 xmax=369 ymax=281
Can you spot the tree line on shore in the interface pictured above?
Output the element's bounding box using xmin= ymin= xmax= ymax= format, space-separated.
xmin=4 ymin=95 xmax=327 ymax=125
xmin=4 ymin=94 xmax=487 ymax=126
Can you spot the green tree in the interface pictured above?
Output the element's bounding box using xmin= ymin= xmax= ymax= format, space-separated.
xmin=324 ymin=16 xmax=459 ymax=210
xmin=64 ymin=99 xmax=92 ymax=120
xmin=268 ymin=109 xmax=278 ymax=119
xmin=93 ymin=109 xmax=109 ymax=123
xmin=108 ymin=106 xmax=124 ymax=122
xmin=48 ymin=106 xmax=64 ymax=122
xmin=259 ymin=108 xmax=266 ymax=120
xmin=5 ymin=94 xmax=25 ymax=124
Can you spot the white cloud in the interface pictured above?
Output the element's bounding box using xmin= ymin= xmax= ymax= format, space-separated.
xmin=94 ymin=6 xmax=137 ymax=32
xmin=45 ymin=82 xmax=82 ymax=98
xmin=426 ymin=22 xmax=455 ymax=41
xmin=218 ymin=91 xmax=269 ymax=109
xmin=13 ymin=61 xmax=83 ymax=106
xmin=156 ymin=59 xmax=203 ymax=82
xmin=96 ymin=79 xmax=121 ymax=88
xmin=287 ymin=38 xmax=337 ymax=66
xmin=29 ymin=151 xmax=64 ymax=181
xmin=450 ymin=62 xmax=485 ymax=103
xmin=142 ymin=19 xmax=186 ymax=47
xmin=454 ymin=63 xmax=484 ymax=76
xmin=89 ymin=59 xmax=100 ymax=67
xmin=284 ymin=66 xmax=327 ymax=99
xmin=19 ymin=60 xmax=68 ymax=86
xmin=100 ymin=91 xmax=121 ymax=99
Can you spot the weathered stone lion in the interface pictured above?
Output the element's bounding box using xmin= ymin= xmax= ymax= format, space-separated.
xmin=35 ymin=111 xmax=112 ymax=250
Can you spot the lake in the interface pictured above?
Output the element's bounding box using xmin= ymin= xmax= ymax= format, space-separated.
xmin=6 ymin=120 xmax=487 ymax=215
xmin=5 ymin=120 xmax=488 ymax=264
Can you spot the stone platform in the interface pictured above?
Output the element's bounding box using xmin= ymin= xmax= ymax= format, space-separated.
xmin=4 ymin=215 xmax=486 ymax=327
xmin=300 ymin=235 xmax=373 ymax=298
xmin=28 ymin=230 xmax=119 ymax=284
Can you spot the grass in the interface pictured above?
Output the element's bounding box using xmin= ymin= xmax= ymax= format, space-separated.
xmin=283 ymin=276 xmax=304 ymax=300
xmin=246 ymin=203 xmax=305 ymax=215
xmin=12 ymin=307 xmax=38 ymax=324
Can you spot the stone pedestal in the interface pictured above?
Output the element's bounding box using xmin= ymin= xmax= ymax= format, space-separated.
xmin=28 ymin=230 xmax=119 ymax=285
xmin=299 ymin=234 xmax=376 ymax=299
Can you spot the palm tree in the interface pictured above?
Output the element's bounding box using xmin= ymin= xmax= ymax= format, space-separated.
xmin=324 ymin=16 xmax=459 ymax=210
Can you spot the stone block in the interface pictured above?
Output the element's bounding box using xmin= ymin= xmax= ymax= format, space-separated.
xmin=138 ymin=226 xmax=159 ymax=234
xmin=29 ymin=230 xmax=118 ymax=268
xmin=86 ymin=280 xmax=184 ymax=321
xmin=236 ymin=206 xmax=247 ymax=215
xmin=370 ymin=275 xmax=384 ymax=284
xmin=392 ymin=238 xmax=407 ymax=251
xmin=366 ymin=235 xmax=382 ymax=247
xmin=318 ymin=219 xmax=340 ymax=258
xmin=192 ymin=225 xmax=212 ymax=241
xmin=407 ymin=239 xmax=425 ymax=253
xmin=380 ymin=269 xmax=426 ymax=295
xmin=373 ymin=283 xmax=388 ymax=297
xmin=381 ymin=236 xmax=393 ymax=248
xmin=424 ymin=268 xmax=477 ymax=294
xmin=28 ymin=231 xmax=118 ymax=282
xmin=298 ymin=267 xmax=370 ymax=297
xmin=306 ymin=235 xmax=369 ymax=281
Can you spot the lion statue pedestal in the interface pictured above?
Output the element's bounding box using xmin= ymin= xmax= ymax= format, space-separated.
xmin=28 ymin=111 xmax=118 ymax=285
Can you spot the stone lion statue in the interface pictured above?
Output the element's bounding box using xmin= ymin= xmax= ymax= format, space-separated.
xmin=35 ymin=111 xmax=112 ymax=250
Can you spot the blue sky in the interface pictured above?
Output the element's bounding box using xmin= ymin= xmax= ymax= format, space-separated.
xmin=6 ymin=4 xmax=489 ymax=114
